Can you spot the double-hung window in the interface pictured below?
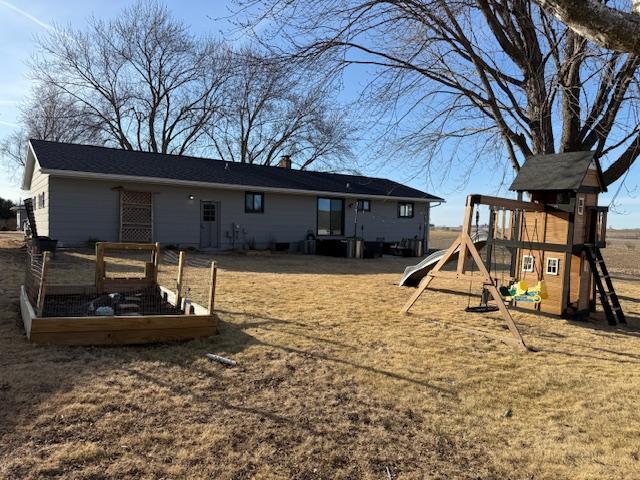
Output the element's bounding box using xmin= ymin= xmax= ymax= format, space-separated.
xmin=357 ymin=199 xmax=371 ymax=212
xmin=398 ymin=202 xmax=414 ymax=218
xmin=245 ymin=192 xmax=264 ymax=213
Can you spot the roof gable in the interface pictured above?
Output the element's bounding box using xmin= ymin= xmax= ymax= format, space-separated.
xmin=28 ymin=140 xmax=443 ymax=201
xmin=509 ymin=151 xmax=606 ymax=193
xmin=21 ymin=144 xmax=39 ymax=190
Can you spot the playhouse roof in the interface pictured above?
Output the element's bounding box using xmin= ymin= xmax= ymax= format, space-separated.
xmin=509 ymin=151 xmax=605 ymax=192
xmin=24 ymin=140 xmax=444 ymax=202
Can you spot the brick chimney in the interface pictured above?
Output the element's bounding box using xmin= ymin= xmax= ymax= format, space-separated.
xmin=278 ymin=155 xmax=292 ymax=169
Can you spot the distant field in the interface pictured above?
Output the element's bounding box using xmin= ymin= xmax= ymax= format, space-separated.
xmin=608 ymin=229 xmax=640 ymax=240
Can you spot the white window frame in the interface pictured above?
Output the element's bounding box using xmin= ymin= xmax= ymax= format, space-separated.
xmin=522 ymin=255 xmax=535 ymax=272
xmin=577 ymin=196 xmax=584 ymax=215
xmin=546 ymin=257 xmax=560 ymax=276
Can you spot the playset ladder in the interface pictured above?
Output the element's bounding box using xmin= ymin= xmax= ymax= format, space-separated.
xmin=584 ymin=245 xmax=626 ymax=326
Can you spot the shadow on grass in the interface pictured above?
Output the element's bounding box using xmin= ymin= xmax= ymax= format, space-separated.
xmin=166 ymin=251 xmax=413 ymax=275
xmin=618 ymin=295 xmax=640 ymax=304
xmin=56 ymin=247 xmax=415 ymax=276
xmin=124 ymin=365 xmax=323 ymax=435
xmin=610 ymin=274 xmax=640 ymax=283
xmin=216 ymin=313 xmax=457 ymax=398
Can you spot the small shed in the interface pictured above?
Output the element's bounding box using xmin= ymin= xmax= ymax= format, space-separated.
xmin=509 ymin=151 xmax=613 ymax=318
xmin=10 ymin=204 xmax=27 ymax=231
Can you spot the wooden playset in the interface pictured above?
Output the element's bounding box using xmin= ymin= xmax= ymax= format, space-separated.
xmin=402 ymin=152 xmax=624 ymax=351
xmin=20 ymin=242 xmax=218 ymax=345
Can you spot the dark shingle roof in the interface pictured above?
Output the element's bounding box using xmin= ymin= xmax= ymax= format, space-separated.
xmin=509 ymin=151 xmax=603 ymax=192
xmin=30 ymin=140 xmax=442 ymax=201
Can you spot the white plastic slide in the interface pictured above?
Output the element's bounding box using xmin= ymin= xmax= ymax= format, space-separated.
xmin=399 ymin=231 xmax=489 ymax=287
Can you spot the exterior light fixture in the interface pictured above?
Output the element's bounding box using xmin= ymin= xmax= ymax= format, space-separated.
xmin=188 ymin=194 xmax=195 ymax=200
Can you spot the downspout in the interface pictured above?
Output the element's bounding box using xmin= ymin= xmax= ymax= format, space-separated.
xmin=425 ymin=201 xmax=443 ymax=253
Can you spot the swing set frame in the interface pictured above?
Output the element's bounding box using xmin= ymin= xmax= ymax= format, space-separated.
xmin=401 ymin=194 xmax=553 ymax=352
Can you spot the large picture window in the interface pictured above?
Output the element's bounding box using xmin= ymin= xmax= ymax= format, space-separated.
xmin=245 ymin=192 xmax=264 ymax=213
xmin=317 ymin=198 xmax=344 ymax=236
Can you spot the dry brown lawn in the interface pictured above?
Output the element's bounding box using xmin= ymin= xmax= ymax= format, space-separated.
xmin=2 ymin=230 xmax=640 ymax=479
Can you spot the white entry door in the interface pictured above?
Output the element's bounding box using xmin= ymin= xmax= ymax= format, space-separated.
xmin=200 ymin=201 xmax=219 ymax=248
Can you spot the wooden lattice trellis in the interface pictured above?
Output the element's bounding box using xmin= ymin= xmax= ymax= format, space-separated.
xmin=120 ymin=190 xmax=153 ymax=242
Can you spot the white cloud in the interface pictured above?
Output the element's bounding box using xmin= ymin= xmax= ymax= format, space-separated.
xmin=0 ymin=0 xmax=56 ymax=32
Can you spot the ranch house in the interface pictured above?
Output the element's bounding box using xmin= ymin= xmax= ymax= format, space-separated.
xmin=21 ymin=140 xmax=443 ymax=250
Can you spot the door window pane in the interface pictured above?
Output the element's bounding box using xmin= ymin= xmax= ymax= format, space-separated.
xmin=330 ymin=199 xmax=343 ymax=235
xmin=202 ymin=203 xmax=216 ymax=221
xmin=318 ymin=198 xmax=343 ymax=236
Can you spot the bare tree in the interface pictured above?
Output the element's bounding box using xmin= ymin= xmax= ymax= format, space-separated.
xmin=236 ymin=0 xmax=640 ymax=186
xmin=0 ymin=83 xmax=100 ymax=177
xmin=536 ymin=0 xmax=640 ymax=54
xmin=32 ymin=1 xmax=232 ymax=156
xmin=208 ymin=49 xmax=353 ymax=169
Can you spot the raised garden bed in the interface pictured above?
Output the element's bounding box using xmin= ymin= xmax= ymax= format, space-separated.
xmin=20 ymin=242 xmax=218 ymax=345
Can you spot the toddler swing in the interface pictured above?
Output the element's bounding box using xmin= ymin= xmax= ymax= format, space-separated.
xmin=499 ymin=215 xmax=548 ymax=304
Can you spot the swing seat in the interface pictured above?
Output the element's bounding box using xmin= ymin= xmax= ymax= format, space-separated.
xmin=513 ymin=293 xmax=541 ymax=303
xmin=500 ymin=279 xmax=547 ymax=304
xmin=531 ymin=280 xmax=548 ymax=299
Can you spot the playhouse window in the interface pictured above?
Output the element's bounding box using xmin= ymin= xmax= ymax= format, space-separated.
xmin=546 ymin=257 xmax=559 ymax=275
xmin=522 ymin=255 xmax=534 ymax=272
xmin=577 ymin=196 xmax=584 ymax=215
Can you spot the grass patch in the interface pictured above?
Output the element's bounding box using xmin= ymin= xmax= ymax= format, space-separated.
xmin=1 ymin=231 xmax=640 ymax=479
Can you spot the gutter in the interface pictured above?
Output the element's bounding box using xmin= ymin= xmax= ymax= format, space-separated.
xmin=40 ymin=168 xmax=444 ymax=203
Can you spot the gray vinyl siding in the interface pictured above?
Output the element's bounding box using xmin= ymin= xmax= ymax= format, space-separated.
xmin=29 ymin=163 xmax=50 ymax=236
xmin=48 ymin=177 xmax=120 ymax=244
xmin=343 ymin=199 xmax=428 ymax=242
xmin=47 ymin=177 xmax=430 ymax=249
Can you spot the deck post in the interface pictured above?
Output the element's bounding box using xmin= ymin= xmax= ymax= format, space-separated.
xmin=208 ymin=261 xmax=217 ymax=315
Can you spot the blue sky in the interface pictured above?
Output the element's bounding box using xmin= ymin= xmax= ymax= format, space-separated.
xmin=1 ymin=0 xmax=639 ymax=228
